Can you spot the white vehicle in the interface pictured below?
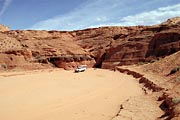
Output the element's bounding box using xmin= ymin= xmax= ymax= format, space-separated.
xmin=75 ymin=65 xmax=87 ymax=72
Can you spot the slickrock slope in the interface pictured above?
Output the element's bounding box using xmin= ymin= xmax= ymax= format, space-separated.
xmin=0 ymin=17 xmax=180 ymax=70
xmin=0 ymin=24 xmax=9 ymax=32
xmin=118 ymin=51 xmax=180 ymax=119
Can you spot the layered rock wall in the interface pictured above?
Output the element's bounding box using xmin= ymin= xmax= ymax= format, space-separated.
xmin=0 ymin=17 xmax=180 ymax=70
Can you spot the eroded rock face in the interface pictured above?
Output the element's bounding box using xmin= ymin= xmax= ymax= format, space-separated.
xmin=49 ymin=55 xmax=95 ymax=70
xmin=101 ymin=21 xmax=180 ymax=68
xmin=0 ymin=17 xmax=180 ymax=70
xmin=146 ymin=31 xmax=180 ymax=57
xmin=0 ymin=29 xmax=96 ymax=70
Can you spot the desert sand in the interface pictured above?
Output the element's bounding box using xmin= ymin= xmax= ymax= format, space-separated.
xmin=0 ymin=69 xmax=160 ymax=120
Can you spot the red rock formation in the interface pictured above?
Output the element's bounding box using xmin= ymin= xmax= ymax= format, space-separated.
xmin=0 ymin=17 xmax=180 ymax=70
xmin=102 ymin=22 xmax=180 ymax=68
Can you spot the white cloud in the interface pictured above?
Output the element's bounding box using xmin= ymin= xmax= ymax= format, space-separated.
xmin=0 ymin=0 xmax=12 ymax=18
xmin=118 ymin=4 xmax=180 ymax=26
xmin=29 ymin=0 xmax=132 ymax=30
xmin=96 ymin=16 xmax=107 ymax=22
xmin=29 ymin=1 xmax=180 ymax=31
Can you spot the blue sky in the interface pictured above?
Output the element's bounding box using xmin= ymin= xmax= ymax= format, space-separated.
xmin=0 ymin=0 xmax=180 ymax=30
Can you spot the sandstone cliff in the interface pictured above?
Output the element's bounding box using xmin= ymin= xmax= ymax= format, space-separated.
xmin=0 ymin=17 xmax=180 ymax=70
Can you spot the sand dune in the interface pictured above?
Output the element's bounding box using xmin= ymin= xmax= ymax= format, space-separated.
xmin=0 ymin=69 xmax=144 ymax=120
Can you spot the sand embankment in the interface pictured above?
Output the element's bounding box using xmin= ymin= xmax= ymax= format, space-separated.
xmin=0 ymin=69 xmax=160 ymax=120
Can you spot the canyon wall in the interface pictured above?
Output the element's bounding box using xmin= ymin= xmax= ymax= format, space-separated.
xmin=0 ymin=17 xmax=180 ymax=70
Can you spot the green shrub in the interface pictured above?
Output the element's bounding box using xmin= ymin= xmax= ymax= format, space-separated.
xmin=1 ymin=63 xmax=7 ymax=69
xmin=169 ymin=66 xmax=180 ymax=75
xmin=172 ymin=97 xmax=180 ymax=105
xmin=151 ymin=58 xmax=159 ymax=63
xmin=139 ymin=61 xmax=149 ymax=65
